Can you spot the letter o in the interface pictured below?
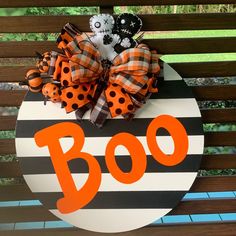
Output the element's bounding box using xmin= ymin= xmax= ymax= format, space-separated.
xmin=146 ymin=115 xmax=189 ymax=166
xmin=105 ymin=133 xmax=147 ymax=184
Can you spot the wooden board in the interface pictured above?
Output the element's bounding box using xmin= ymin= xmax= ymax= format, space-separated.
xmin=201 ymin=154 xmax=236 ymax=169
xmin=1 ymin=153 xmax=236 ymax=178
xmin=1 ymin=176 xmax=236 ymax=201
xmin=1 ymin=223 xmax=236 ymax=236
xmin=1 ymin=85 xmax=236 ymax=107
xmin=1 ymin=37 xmax=236 ymax=58
xmin=0 ymin=4 xmax=235 ymax=234
xmin=1 ymin=108 xmax=236 ymax=132
xmin=201 ymin=109 xmax=236 ymax=123
xmin=1 ymin=199 xmax=236 ymax=223
xmin=170 ymin=61 xmax=236 ymax=77
xmin=1 ymin=131 xmax=236 ymax=155
xmin=204 ymin=131 xmax=236 ymax=146
xmin=1 ymin=61 xmax=236 ymax=83
xmin=0 ymin=14 xmax=236 ymax=33
xmin=192 ymin=85 xmax=236 ymax=101
xmin=0 ymin=116 xmax=17 ymax=130
xmin=1 ymin=0 xmax=236 ymax=7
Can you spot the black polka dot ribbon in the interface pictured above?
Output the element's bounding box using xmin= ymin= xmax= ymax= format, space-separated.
xmin=26 ymin=26 xmax=161 ymax=128
xmin=70 ymin=43 xmax=161 ymax=127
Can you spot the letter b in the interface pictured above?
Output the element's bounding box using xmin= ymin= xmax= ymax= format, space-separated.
xmin=34 ymin=122 xmax=101 ymax=214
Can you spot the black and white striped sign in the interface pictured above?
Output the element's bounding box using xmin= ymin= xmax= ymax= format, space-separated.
xmin=16 ymin=64 xmax=204 ymax=233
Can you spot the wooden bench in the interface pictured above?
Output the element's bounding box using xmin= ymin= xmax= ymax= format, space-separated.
xmin=0 ymin=0 xmax=236 ymax=235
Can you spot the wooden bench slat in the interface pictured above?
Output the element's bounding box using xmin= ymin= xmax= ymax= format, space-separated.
xmin=0 ymin=162 xmax=21 ymax=178
xmin=1 ymin=61 xmax=236 ymax=82
xmin=0 ymin=176 xmax=235 ymax=201
xmin=0 ymin=14 xmax=235 ymax=33
xmin=1 ymin=0 xmax=236 ymax=7
xmin=201 ymin=154 xmax=236 ymax=170
xmin=1 ymin=108 xmax=236 ymax=132
xmin=0 ymin=132 xmax=236 ymax=156
xmin=1 ymin=154 xmax=236 ymax=178
xmin=147 ymin=37 xmax=236 ymax=54
xmin=191 ymin=176 xmax=236 ymax=192
xmin=2 ymin=223 xmax=236 ymax=236
xmin=0 ymin=205 xmax=56 ymax=223
xmin=171 ymin=199 xmax=236 ymax=215
xmin=201 ymin=109 xmax=236 ymax=123
xmin=0 ymin=66 xmax=30 ymax=83
xmin=1 ymin=37 xmax=236 ymax=58
xmin=0 ymin=42 xmax=58 ymax=58
xmin=192 ymin=85 xmax=236 ymax=101
xmin=1 ymin=199 xmax=236 ymax=223
xmin=1 ymin=85 xmax=236 ymax=107
xmin=0 ymin=184 xmax=32 ymax=201
xmin=0 ymin=2 xmax=235 ymax=235
xmin=0 ymin=90 xmax=25 ymax=107
xmin=1 ymin=132 xmax=236 ymax=155
xmin=170 ymin=61 xmax=236 ymax=77
xmin=204 ymin=131 xmax=236 ymax=146
xmin=0 ymin=108 xmax=235 ymax=134
xmin=0 ymin=116 xmax=17 ymax=131
xmin=0 ymin=139 xmax=15 ymax=155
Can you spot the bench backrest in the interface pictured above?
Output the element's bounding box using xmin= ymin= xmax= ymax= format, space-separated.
xmin=0 ymin=1 xmax=236 ymax=235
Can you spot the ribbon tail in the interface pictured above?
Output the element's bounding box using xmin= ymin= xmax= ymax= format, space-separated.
xmin=90 ymin=91 xmax=110 ymax=128
xmin=75 ymin=103 xmax=92 ymax=121
xmin=57 ymin=23 xmax=81 ymax=50
xmin=104 ymin=83 xmax=135 ymax=118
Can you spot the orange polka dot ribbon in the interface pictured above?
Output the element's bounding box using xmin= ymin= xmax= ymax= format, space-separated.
xmin=57 ymin=23 xmax=82 ymax=51
xmin=104 ymin=45 xmax=159 ymax=119
xmin=36 ymin=25 xmax=160 ymax=128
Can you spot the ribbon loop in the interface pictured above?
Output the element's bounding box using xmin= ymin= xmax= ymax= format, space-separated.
xmin=109 ymin=46 xmax=151 ymax=94
xmin=105 ymin=83 xmax=134 ymax=118
xmin=44 ymin=29 xmax=161 ymax=127
xmin=65 ymin=35 xmax=103 ymax=84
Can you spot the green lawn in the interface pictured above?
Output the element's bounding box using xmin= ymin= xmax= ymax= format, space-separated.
xmin=144 ymin=29 xmax=236 ymax=39
xmin=162 ymin=52 xmax=236 ymax=63
xmin=143 ymin=29 xmax=236 ymax=63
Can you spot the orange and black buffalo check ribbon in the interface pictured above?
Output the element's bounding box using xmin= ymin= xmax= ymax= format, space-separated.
xmin=47 ymin=25 xmax=160 ymax=127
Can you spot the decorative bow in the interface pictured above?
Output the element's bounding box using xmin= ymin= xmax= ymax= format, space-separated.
xmin=50 ymin=28 xmax=160 ymax=127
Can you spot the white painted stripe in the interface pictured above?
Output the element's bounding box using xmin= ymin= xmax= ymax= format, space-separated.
xmin=16 ymin=135 xmax=204 ymax=157
xmin=24 ymin=172 xmax=197 ymax=193
xmin=164 ymin=63 xmax=182 ymax=81
xmin=50 ymin=208 xmax=171 ymax=233
xmin=17 ymin=98 xmax=201 ymax=120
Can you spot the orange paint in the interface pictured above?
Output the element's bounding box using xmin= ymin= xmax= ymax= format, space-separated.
xmin=34 ymin=122 xmax=101 ymax=214
xmin=146 ymin=115 xmax=188 ymax=166
xmin=105 ymin=133 xmax=146 ymax=184
xmin=34 ymin=115 xmax=188 ymax=213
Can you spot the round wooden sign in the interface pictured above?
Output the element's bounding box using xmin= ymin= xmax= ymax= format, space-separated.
xmin=16 ymin=64 xmax=204 ymax=233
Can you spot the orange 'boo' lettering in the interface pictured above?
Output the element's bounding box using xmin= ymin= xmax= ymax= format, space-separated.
xmin=105 ymin=133 xmax=147 ymax=184
xmin=34 ymin=122 xmax=101 ymax=214
xmin=146 ymin=115 xmax=189 ymax=166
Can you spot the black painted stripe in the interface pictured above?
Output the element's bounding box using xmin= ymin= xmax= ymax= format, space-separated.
xmin=152 ymin=79 xmax=194 ymax=99
xmin=35 ymin=191 xmax=186 ymax=209
xmin=19 ymin=154 xmax=202 ymax=174
xmin=23 ymin=80 xmax=193 ymax=101
xmin=16 ymin=117 xmax=203 ymax=138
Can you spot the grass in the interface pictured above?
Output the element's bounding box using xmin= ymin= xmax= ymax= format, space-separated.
xmin=144 ymin=29 xmax=236 ymax=39
xmin=162 ymin=53 xmax=236 ymax=63
xmin=143 ymin=29 xmax=236 ymax=63
xmin=0 ymin=131 xmax=15 ymax=139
